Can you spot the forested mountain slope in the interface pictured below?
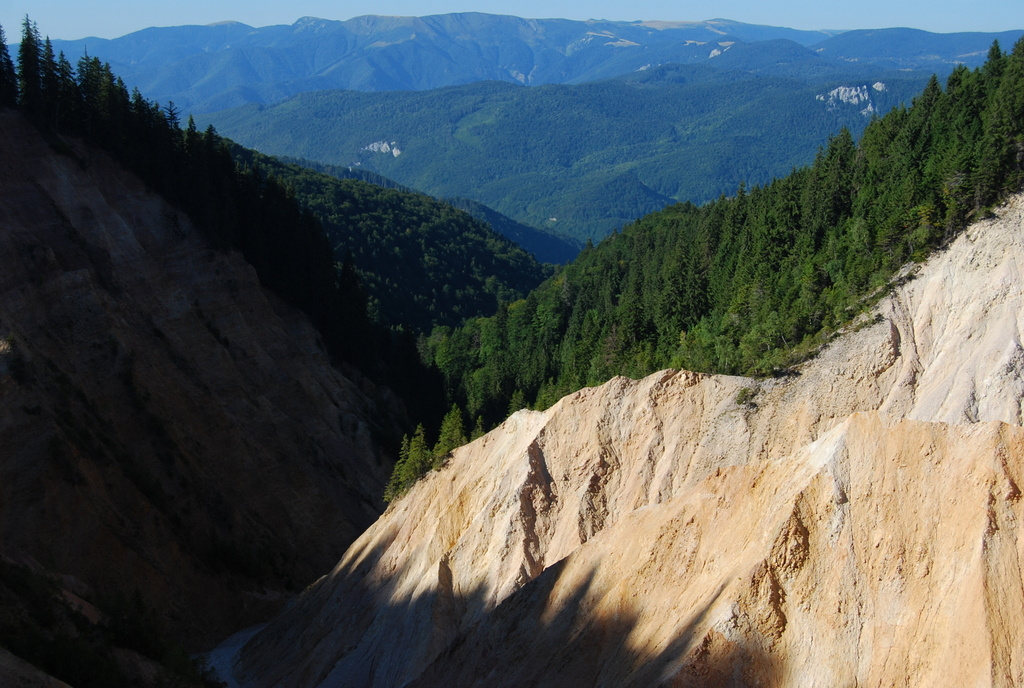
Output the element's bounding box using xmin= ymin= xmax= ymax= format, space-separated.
xmin=419 ymin=39 xmax=1024 ymax=435
xmin=442 ymin=196 xmax=581 ymax=265
xmin=276 ymin=156 xmax=579 ymax=265
xmin=813 ymin=27 xmax=1024 ymax=70
xmin=4 ymin=15 xmax=560 ymax=427
xmin=228 ymin=147 xmax=551 ymax=331
xmin=206 ymin=65 xmax=932 ymax=242
xmin=47 ymin=16 xmax=840 ymax=113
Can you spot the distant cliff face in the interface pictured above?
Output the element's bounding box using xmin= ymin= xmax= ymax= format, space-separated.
xmin=238 ymin=194 xmax=1024 ymax=686
xmin=0 ymin=110 xmax=401 ymax=647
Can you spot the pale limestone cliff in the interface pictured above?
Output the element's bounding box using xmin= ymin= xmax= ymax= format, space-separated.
xmin=237 ymin=193 xmax=1024 ymax=686
xmin=0 ymin=110 xmax=400 ymax=646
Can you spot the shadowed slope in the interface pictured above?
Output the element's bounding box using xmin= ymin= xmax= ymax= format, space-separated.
xmin=0 ymin=109 xmax=401 ymax=648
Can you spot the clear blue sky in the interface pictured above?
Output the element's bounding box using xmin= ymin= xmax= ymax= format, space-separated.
xmin=3 ymin=0 xmax=1022 ymax=42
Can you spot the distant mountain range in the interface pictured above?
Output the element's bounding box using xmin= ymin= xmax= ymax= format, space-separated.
xmin=204 ymin=64 xmax=933 ymax=241
xmin=47 ymin=14 xmax=1022 ymax=115
xmin=41 ymin=14 xmax=1022 ymax=244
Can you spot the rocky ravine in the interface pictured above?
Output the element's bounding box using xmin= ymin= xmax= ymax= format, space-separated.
xmin=0 ymin=110 xmax=401 ymax=647
xmin=237 ymin=193 xmax=1024 ymax=687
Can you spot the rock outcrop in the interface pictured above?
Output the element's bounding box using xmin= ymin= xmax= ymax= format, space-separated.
xmin=0 ymin=110 xmax=400 ymax=647
xmin=237 ymin=193 xmax=1024 ymax=686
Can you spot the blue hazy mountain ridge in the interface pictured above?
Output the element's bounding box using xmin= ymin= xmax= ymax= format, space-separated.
xmin=44 ymin=14 xmax=1020 ymax=115
xmin=813 ymin=27 xmax=1024 ymax=70
xmin=203 ymin=60 xmax=933 ymax=241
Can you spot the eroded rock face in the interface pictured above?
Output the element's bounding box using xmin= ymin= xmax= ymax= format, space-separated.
xmin=0 ymin=111 xmax=400 ymax=647
xmin=238 ymin=193 xmax=1024 ymax=686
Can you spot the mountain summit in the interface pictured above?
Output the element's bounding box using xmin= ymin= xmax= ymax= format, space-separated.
xmin=48 ymin=14 xmax=1020 ymax=114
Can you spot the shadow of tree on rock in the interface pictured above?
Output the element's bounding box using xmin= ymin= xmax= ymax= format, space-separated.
xmin=405 ymin=557 xmax=784 ymax=688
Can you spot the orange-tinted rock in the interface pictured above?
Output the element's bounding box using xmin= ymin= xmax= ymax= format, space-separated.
xmin=238 ymin=195 xmax=1024 ymax=686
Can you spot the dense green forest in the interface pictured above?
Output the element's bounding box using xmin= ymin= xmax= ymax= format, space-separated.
xmin=205 ymin=65 xmax=932 ymax=242
xmin=275 ymin=157 xmax=581 ymax=265
xmin=417 ymin=39 xmax=1024 ymax=456
xmin=227 ymin=148 xmax=551 ymax=331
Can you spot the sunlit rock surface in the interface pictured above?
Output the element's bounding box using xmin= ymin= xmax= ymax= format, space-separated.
xmin=238 ymin=193 xmax=1024 ymax=686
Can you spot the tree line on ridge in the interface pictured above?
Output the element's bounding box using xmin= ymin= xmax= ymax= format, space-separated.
xmin=413 ymin=39 xmax=1024 ymax=487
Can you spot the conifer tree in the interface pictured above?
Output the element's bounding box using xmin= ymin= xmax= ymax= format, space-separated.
xmin=383 ymin=425 xmax=435 ymax=501
xmin=507 ymin=389 xmax=527 ymax=415
xmin=471 ymin=416 xmax=486 ymax=441
xmin=433 ymin=404 xmax=467 ymax=457
xmin=40 ymin=37 xmax=58 ymax=127
xmin=983 ymin=40 xmax=1005 ymax=83
xmin=0 ymin=24 xmax=17 ymax=107
xmin=53 ymin=51 xmax=77 ymax=130
xmin=17 ymin=16 xmax=42 ymax=119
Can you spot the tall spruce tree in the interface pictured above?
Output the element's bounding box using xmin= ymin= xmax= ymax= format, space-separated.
xmin=16 ymin=16 xmax=42 ymax=120
xmin=432 ymin=404 xmax=468 ymax=457
xmin=0 ymin=24 xmax=17 ymax=106
xmin=383 ymin=425 xmax=434 ymax=501
xmin=40 ymin=37 xmax=58 ymax=127
xmin=52 ymin=51 xmax=76 ymax=130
